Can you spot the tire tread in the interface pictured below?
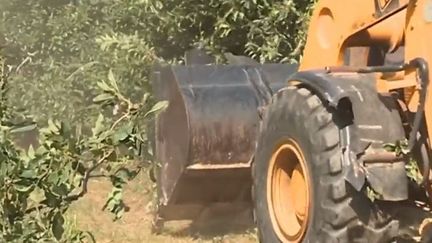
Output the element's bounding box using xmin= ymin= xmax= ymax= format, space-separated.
xmin=252 ymin=85 xmax=398 ymax=243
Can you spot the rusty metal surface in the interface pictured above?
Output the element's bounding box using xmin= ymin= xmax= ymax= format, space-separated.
xmin=151 ymin=65 xmax=190 ymax=205
xmin=178 ymin=64 xmax=296 ymax=166
xmin=362 ymin=151 xmax=403 ymax=163
xmin=151 ymin=62 xmax=297 ymax=213
xmin=174 ymin=65 xmax=261 ymax=166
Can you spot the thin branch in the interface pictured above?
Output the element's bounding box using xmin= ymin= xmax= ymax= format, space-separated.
xmin=110 ymin=112 xmax=129 ymax=131
xmin=25 ymin=151 xmax=114 ymax=214
xmin=65 ymin=150 xmax=114 ymax=202
xmin=15 ymin=56 xmax=32 ymax=74
xmin=65 ymin=61 xmax=98 ymax=81
xmin=290 ymin=38 xmax=304 ymax=58
xmin=88 ymin=173 xmax=110 ymax=179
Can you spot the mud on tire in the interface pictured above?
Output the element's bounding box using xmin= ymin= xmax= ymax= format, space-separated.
xmin=252 ymin=86 xmax=399 ymax=243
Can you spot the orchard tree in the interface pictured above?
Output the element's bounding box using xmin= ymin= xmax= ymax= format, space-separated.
xmin=0 ymin=0 xmax=316 ymax=241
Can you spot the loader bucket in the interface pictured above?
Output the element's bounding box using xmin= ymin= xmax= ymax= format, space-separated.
xmin=151 ymin=55 xmax=298 ymax=222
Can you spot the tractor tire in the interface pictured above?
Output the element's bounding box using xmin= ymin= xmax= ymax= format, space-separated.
xmin=252 ymin=86 xmax=399 ymax=243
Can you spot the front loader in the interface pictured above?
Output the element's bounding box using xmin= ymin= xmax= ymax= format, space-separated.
xmin=151 ymin=0 xmax=432 ymax=242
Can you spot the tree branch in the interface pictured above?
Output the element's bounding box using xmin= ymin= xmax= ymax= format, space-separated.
xmin=65 ymin=150 xmax=114 ymax=202
xmin=110 ymin=112 xmax=129 ymax=131
xmin=25 ymin=150 xmax=115 ymax=214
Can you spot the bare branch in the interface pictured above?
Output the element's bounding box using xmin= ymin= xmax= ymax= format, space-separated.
xmin=65 ymin=150 xmax=114 ymax=202
xmin=15 ymin=56 xmax=32 ymax=74
xmin=110 ymin=112 xmax=130 ymax=131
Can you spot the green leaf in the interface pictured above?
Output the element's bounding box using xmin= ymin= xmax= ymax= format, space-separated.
xmin=107 ymin=69 xmax=119 ymax=92
xmin=29 ymin=187 xmax=46 ymax=203
xmin=47 ymin=119 xmax=60 ymax=134
xmin=15 ymin=183 xmax=33 ymax=193
xmin=144 ymin=101 xmax=168 ymax=118
xmin=102 ymin=187 xmax=126 ymax=220
xmin=112 ymin=122 xmax=133 ymax=143
xmin=10 ymin=123 xmax=37 ymax=134
xmin=113 ymin=189 xmax=123 ymax=202
xmin=48 ymin=172 xmax=61 ymax=185
xmin=104 ymin=188 xmax=122 ymax=206
xmin=52 ymin=211 xmax=65 ymax=240
xmin=116 ymin=168 xmax=131 ymax=183
xmin=44 ymin=191 xmax=60 ymax=207
xmin=93 ymin=93 xmax=114 ymax=103
xmin=27 ymin=145 xmax=35 ymax=160
xmin=72 ymin=231 xmax=96 ymax=243
xmin=92 ymin=114 xmax=105 ymax=136
xmin=141 ymin=93 xmax=150 ymax=105
xmin=73 ymin=174 xmax=83 ymax=188
xmin=366 ymin=186 xmax=380 ymax=202
xmin=20 ymin=169 xmax=37 ymax=179
xmin=117 ymin=208 xmax=125 ymax=219
xmin=112 ymin=130 xmax=128 ymax=143
xmin=52 ymin=183 xmax=69 ymax=197
xmin=96 ymin=81 xmax=113 ymax=93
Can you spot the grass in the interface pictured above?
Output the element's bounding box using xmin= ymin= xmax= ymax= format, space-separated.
xmin=68 ymin=171 xmax=258 ymax=243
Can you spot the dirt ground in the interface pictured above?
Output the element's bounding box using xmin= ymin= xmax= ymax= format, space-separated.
xmin=68 ymin=169 xmax=432 ymax=243
xmin=68 ymin=172 xmax=257 ymax=243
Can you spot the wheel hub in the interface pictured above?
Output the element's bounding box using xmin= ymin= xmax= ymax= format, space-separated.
xmin=267 ymin=140 xmax=310 ymax=242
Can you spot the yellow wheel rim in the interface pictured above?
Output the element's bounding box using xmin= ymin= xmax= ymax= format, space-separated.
xmin=267 ymin=139 xmax=310 ymax=242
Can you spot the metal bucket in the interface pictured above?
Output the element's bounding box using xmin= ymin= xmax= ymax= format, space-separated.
xmin=151 ymin=51 xmax=298 ymax=222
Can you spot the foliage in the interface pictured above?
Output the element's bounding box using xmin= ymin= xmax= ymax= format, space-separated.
xmin=0 ymin=0 xmax=315 ymax=124
xmin=383 ymin=139 xmax=410 ymax=156
xmin=405 ymin=157 xmax=423 ymax=185
xmin=0 ymin=0 xmax=155 ymax=125
xmin=0 ymin=64 xmax=167 ymax=241
xmin=384 ymin=139 xmax=423 ymax=185
xmin=364 ymin=139 xmax=423 ymax=202
xmin=366 ymin=186 xmax=380 ymax=202
xmin=0 ymin=0 xmax=317 ymax=241
xmin=115 ymin=0 xmax=317 ymax=63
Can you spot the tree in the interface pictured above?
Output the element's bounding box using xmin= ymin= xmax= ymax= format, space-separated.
xmin=0 ymin=0 xmax=315 ymax=125
xmin=0 ymin=0 xmax=316 ymax=241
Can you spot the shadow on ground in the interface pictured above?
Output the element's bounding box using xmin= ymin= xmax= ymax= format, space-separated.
xmin=161 ymin=208 xmax=256 ymax=240
xmin=68 ymin=172 xmax=257 ymax=243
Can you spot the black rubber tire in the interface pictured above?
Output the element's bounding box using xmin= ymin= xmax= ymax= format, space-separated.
xmin=252 ymin=86 xmax=399 ymax=243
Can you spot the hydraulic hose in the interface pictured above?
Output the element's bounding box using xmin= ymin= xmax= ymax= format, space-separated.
xmin=404 ymin=58 xmax=430 ymax=185
xmin=420 ymin=139 xmax=430 ymax=186
xmin=406 ymin=58 xmax=429 ymax=152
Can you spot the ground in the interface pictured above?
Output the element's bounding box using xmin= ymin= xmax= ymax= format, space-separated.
xmin=68 ymin=171 xmax=257 ymax=243
xmin=67 ymin=170 xmax=432 ymax=243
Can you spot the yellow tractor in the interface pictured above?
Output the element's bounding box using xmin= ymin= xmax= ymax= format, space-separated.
xmin=151 ymin=0 xmax=432 ymax=242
